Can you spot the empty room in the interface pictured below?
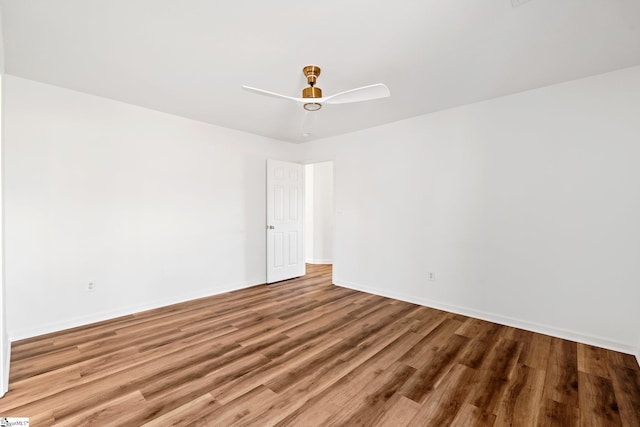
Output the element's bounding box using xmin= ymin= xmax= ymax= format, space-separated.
xmin=0 ymin=1 xmax=639 ymax=426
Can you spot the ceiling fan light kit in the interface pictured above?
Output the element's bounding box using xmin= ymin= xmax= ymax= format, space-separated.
xmin=303 ymin=102 xmax=322 ymax=111
xmin=242 ymin=65 xmax=390 ymax=112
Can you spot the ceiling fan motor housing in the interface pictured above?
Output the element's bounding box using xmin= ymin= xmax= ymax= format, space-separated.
xmin=302 ymin=65 xmax=322 ymax=110
xmin=302 ymin=65 xmax=322 ymax=98
xmin=302 ymin=86 xmax=322 ymax=98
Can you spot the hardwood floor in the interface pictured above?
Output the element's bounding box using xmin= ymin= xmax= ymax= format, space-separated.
xmin=2 ymin=264 xmax=639 ymax=426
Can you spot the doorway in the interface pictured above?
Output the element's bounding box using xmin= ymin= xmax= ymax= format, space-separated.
xmin=304 ymin=161 xmax=334 ymax=266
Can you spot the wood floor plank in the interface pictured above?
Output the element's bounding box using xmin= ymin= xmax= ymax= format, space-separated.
xmin=407 ymin=362 xmax=477 ymax=426
xmin=278 ymin=301 xmax=357 ymax=340
xmin=578 ymin=343 xmax=612 ymax=379
xmin=607 ymin=351 xmax=640 ymax=371
xmin=372 ymin=394 xmax=421 ymax=427
xmin=120 ymin=353 xmax=272 ymax=426
xmin=140 ymin=393 xmax=220 ymax=427
xmin=494 ymin=364 xmax=546 ymax=427
xmin=140 ymin=352 xmax=271 ymax=402
xmin=578 ymin=371 xmax=623 ymax=427
xmin=9 ymin=346 xmax=82 ymax=382
xmin=2 ymin=264 xmax=639 ymax=426
xmin=399 ymin=333 xmax=470 ymax=403
xmin=450 ymin=403 xmax=497 ymax=426
xmin=3 ymin=327 xmax=238 ymax=413
xmin=265 ymin=303 xmax=420 ymax=394
xmin=53 ymin=391 xmax=147 ymax=426
xmin=608 ymin=365 xmax=640 ymax=427
xmin=523 ymin=333 xmax=552 ymax=371
xmin=200 ymin=385 xmax=279 ymax=427
xmin=467 ymin=338 xmax=523 ymax=414
xmin=536 ymin=398 xmax=580 ymax=427
xmin=458 ymin=319 xmax=503 ymax=370
xmin=210 ymin=334 xmax=343 ymax=405
xmin=543 ymin=337 xmax=580 ymax=407
xmin=399 ymin=317 xmax=463 ymax=368
xmin=322 ymin=361 xmax=416 ymax=426
xmin=215 ymin=305 xmax=426 ymax=426
xmin=0 ymin=366 xmax=83 ymax=411
xmin=273 ymin=329 xmax=427 ymax=426
xmin=504 ymin=327 xmax=552 ymax=371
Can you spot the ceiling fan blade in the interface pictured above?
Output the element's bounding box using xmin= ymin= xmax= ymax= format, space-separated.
xmin=323 ymin=84 xmax=390 ymax=105
xmin=241 ymin=85 xmax=305 ymax=103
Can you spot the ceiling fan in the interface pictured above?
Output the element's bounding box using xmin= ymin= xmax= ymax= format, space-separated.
xmin=242 ymin=65 xmax=390 ymax=112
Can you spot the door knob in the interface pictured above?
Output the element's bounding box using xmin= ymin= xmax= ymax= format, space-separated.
xmin=268 ymin=225 xmax=275 ymax=229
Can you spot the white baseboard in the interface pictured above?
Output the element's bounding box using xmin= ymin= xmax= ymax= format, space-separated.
xmin=305 ymin=259 xmax=333 ymax=265
xmin=9 ymin=279 xmax=264 ymax=342
xmin=334 ymin=278 xmax=637 ymax=356
xmin=636 ymin=348 xmax=640 ymax=368
xmin=1 ymin=341 xmax=10 ymax=397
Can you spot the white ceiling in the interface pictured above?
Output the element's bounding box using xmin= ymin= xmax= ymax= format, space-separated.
xmin=2 ymin=0 xmax=640 ymax=143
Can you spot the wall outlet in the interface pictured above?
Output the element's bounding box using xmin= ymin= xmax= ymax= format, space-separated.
xmin=428 ymin=272 xmax=435 ymax=281
xmin=87 ymin=282 xmax=96 ymax=292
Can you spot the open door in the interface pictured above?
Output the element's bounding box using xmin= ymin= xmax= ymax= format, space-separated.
xmin=266 ymin=160 xmax=305 ymax=283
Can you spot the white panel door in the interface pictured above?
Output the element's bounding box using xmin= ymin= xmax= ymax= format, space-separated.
xmin=267 ymin=159 xmax=305 ymax=283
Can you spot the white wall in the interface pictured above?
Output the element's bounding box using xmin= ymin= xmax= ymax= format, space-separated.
xmin=312 ymin=162 xmax=333 ymax=264
xmin=304 ymin=162 xmax=334 ymax=264
xmin=300 ymin=66 xmax=640 ymax=354
xmin=304 ymin=164 xmax=314 ymax=261
xmin=0 ymin=4 xmax=4 ymax=74
xmin=0 ymin=74 xmax=9 ymax=397
xmin=0 ymin=5 xmax=9 ymax=397
xmin=3 ymin=76 xmax=297 ymax=340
